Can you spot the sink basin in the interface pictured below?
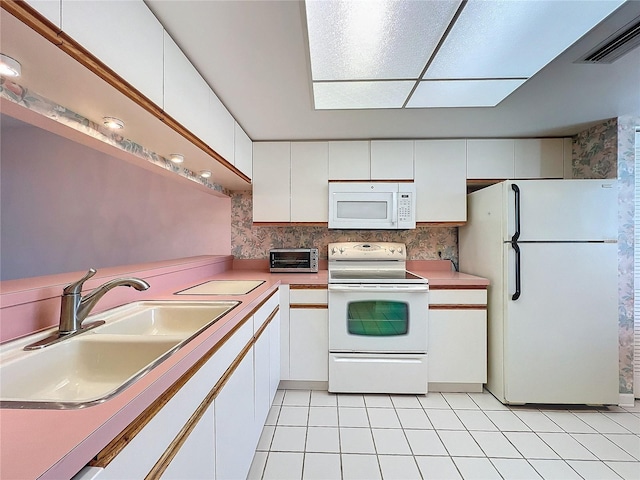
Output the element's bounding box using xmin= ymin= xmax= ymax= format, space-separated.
xmin=94 ymin=301 xmax=240 ymax=337
xmin=0 ymin=335 xmax=181 ymax=405
xmin=0 ymin=300 xmax=240 ymax=408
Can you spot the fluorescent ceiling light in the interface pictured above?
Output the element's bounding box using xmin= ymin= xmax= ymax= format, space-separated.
xmin=423 ymin=0 xmax=627 ymax=79
xmin=407 ymin=79 xmax=527 ymax=108
xmin=305 ymin=0 xmax=461 ymax=80
xmin=304 ymin=0 xmax=625 ymax=109
xmin=313 ymin=81 xmax=414 ymax=110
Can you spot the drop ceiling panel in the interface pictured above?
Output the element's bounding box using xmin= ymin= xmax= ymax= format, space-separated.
xmin=305 ymin=0 xmax=461 ymax=80
xmin=407 ymin=79 xmax=527 ymax=108
xmin=313 ymin=81 xmax=414 ymax=110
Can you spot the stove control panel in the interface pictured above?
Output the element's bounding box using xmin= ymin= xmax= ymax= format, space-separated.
xmin=328 ymin=242 xmax=406 ymax=260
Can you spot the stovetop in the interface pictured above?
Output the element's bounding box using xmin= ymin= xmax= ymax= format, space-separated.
xmin=328 ymin=242 xmax=427 ymax=285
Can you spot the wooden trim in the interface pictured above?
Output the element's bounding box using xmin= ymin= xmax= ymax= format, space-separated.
xmin=252 ymin=222 xmax=328 ymax=227
xmin=429 ymin=284 xmax=488 ymax=290
xmin=254 ymin=307 xmax=279 ymax=341
xmin=290 ymin=284 xmax=328 ymax=290
xmin=290 ymin=303 xmax=328 ymax=309
xmin=429 ymin=304 xmax=487 ymax=310
xmin=416 ymin=222 xmax=466 ymax=227
xmin=90 ymin=289 xmax=278 ymax=467
xmin=0 ymin=0 xmax=250 ymax=184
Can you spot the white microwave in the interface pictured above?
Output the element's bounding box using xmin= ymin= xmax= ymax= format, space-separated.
xmin=328 ymin=182 xmax=416 ymax=230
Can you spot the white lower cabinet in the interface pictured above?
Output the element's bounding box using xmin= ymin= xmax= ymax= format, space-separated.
xmin=215 ymin=351 xmax=255 ymax=480
xmin=78 ymin=292 xmax=280 ymax=480
xmin=161 ymin=404 xmax=215 ymax=480
xmin=428 ymin=288 xmax=487 ymax=392
xmin=288 ymin=288 xmax=328 ymax=382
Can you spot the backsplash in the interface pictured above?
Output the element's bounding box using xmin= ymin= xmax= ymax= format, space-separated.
xmin=230 ymin=191 xmax=458 ymax=268
xmin=572 ymin=118 xmax=618 ymax=179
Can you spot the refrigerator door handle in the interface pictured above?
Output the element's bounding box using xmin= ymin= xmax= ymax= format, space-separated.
xmin=511 ymin=183 xmax=521 ymax=242
xmin=511 ymin=241 xmax=521 ymax=300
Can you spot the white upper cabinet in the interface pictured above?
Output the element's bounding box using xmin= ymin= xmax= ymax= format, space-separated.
xmin=234 ymin=122 xmax=253 ymax=179
xmin=328 ymin=141 xmax=370 ymax=180
xmin=25 ymin=0 xmax=60 ymax=28
xmin=163 ymin=32 xmax=210 ymax=144
xmin=371 ymin=140 xmax=414 ymax=180
xmin=514 ymin=138 xmax=564 ymax=179
xmin=414 ymin=140 xmax=466 ymax=223
xmin=290 ymin=142 xmax=329 ymax=222
xmin=62 ymin=0 xmax=164 ymax=107
xmin=466 ymin=139 xmax=515 ymax=179
xmin=253 ymin=142 xmax=290 ymax=222
xmin=208 ymin=90 xmax=235 ymax=164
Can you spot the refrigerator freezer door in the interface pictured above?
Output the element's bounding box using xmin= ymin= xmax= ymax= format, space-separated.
xmin=503 ymin=242 xmax=618 ymax=404
xmin=505 ymin=180 xmax=617 ymax=242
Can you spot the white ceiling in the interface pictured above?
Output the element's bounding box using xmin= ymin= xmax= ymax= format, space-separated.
xmin=146 ymin=0 xmax=640 ymax=141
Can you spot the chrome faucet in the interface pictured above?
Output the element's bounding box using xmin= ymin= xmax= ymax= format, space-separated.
xmin=59 ymin=268 xmax=150 ymax=335
xmin=25 ymin=268 xmax=151 ymax=350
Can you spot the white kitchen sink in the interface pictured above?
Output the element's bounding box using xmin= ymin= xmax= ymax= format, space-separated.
xmin=0 ymin=300 xmax=239 ymax=408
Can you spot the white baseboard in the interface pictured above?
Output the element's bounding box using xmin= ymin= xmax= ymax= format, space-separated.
xmin=278 ymin=380 xmax=328 ymax=391
xmin=428 ymin=382 xmax=484 ymax=393
xmin=619 ymin=393 xmax=635 ymax=407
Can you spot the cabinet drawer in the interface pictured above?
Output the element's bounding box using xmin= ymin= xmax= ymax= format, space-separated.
xmin=429 ymin=289 xmax=487 ymax=306
xmin=254 ymin=291 xmax=279 ymax=333
xmin=290 ymin=288 xmax=328 ymax=305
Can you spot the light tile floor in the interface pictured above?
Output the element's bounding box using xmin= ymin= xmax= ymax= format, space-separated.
xmin=248 ymin=390 xmax=640 ymax=480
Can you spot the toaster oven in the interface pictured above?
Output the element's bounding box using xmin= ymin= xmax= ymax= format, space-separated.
xmin=270 ymin=248 xmax=319 ymax=273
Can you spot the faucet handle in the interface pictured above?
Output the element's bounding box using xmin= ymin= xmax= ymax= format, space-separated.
xmin=63 ymin=268 xmax=97 ymax=295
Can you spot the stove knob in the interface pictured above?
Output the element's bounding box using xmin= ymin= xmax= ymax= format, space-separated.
xmin=331 ymin=247 xmax=336 ymax=255
xmin=398 ymin=247 xmax=404 ymax=254
xmin=339 ymin=247 xmax=345 ymax=253
xmin=389 ymin=247 xmax=395 ymax=254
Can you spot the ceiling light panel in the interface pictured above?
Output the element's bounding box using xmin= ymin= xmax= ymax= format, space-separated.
xmin=305 ymin=0 xmax=462 ymax=80
xmin=423 ymin=0 xmax=626 ymax=79
xmin=313 ymin=81 xmax=414 ymax=109
xmin=407 ymin=79 xmax=527 ymax=108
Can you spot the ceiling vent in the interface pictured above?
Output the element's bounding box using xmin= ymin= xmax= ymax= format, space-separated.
xmin=577 ymin=16 xmax=640 ymax=64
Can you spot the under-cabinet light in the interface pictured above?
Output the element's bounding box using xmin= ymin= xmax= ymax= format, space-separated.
xmin=169 ymin=154 xmax=184 ymax=164
xmin=103 ymin=117 xmax=125 ymax=130
xmin=199 ymin=170 xmax=212 ymax=179
xmin=0 ymin=54 xmax=21 ymax=77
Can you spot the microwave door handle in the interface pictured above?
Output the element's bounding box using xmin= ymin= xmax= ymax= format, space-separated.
xmin=391 ymin=192 xmax=398 ymax=226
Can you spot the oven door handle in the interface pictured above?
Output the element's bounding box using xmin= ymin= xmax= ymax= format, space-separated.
xmin=328 ymin=285 xmax=429 ymax=293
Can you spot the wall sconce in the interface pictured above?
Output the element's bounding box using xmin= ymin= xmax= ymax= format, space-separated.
xmin=103 ymin=116 xmax=125 ymax=130
xmin=0 ymin=54 xmax=21 ymax=77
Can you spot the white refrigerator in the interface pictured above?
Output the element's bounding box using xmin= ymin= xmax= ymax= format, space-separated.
xmin=459 ymin=180 xmax=619 ymax=405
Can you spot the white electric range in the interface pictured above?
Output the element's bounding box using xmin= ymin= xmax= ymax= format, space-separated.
xmin=327 ymin=242 xmax=429 ymax=394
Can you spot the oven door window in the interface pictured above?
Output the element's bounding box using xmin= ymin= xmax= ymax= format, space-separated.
xmin=347 ymin=301 xmax=409 ymax=336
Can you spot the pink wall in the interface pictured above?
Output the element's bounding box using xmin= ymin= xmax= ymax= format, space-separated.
xmin=1 ymin=125 xmax=231 ymax=280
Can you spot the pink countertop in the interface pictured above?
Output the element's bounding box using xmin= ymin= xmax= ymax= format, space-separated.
xmin=0 ymin=258 xmax=488 ymax=479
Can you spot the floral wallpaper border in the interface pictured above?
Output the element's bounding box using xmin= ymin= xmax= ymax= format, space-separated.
xmin=0 ymin=78 xmax=229 ymax=196
xmin=230 ymin=191 xmax=459 ymax=267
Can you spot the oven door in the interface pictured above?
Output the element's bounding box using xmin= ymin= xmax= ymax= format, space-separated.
xmin=328 ymin=283 xmax=428 ymax=353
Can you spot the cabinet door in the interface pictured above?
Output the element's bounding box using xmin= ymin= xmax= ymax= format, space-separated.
xmin=161 ymin=404 xmax=215 ymax=480
xmin=514 ymin=139 xmax=564 ymax=179
xmin=291 ymin=142 xmax=328 ymax=222
xmin=428 ymin=309 xmax=487 ymax=384
xmin=269 ymin=311 xmax=281 ymax=400
xmin=414 ymin=140 xmax=466 ymax=222
xmin=235 ymin=122 xmax=253 ymax=179
xmin=252 ymin=142 xmax=290 ymax=222
xmin=371 ymin=140 xmax=414 ymax=180
xmin=289 ymin=308 xmax=328 ymax=381
xmin=328 ymin=141 xmax=370 ymax=180
xmin=467 ymin=139 xmax=515 ymax=179
xmin=25 ymin=0 xmax=60 ymax=28
xmin=215 ymin=352 xmax=255 ymax=480
xmin=62 ymin=0 xmax=163 ymax=107
xmin=164 ymin=32 xmax=210 ymax=143
xmin=207 ymin=90 xmax=235 ymax=164
xmin=254 ymin=329 xmax=271 ymax=443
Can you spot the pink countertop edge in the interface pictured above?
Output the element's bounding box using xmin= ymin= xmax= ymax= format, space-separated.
xmin=0 ymin=257 xmax=488 ymax=479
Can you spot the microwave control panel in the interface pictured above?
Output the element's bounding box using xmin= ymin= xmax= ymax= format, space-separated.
xmin=398 ymin=193 xmax=413 ymax=223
